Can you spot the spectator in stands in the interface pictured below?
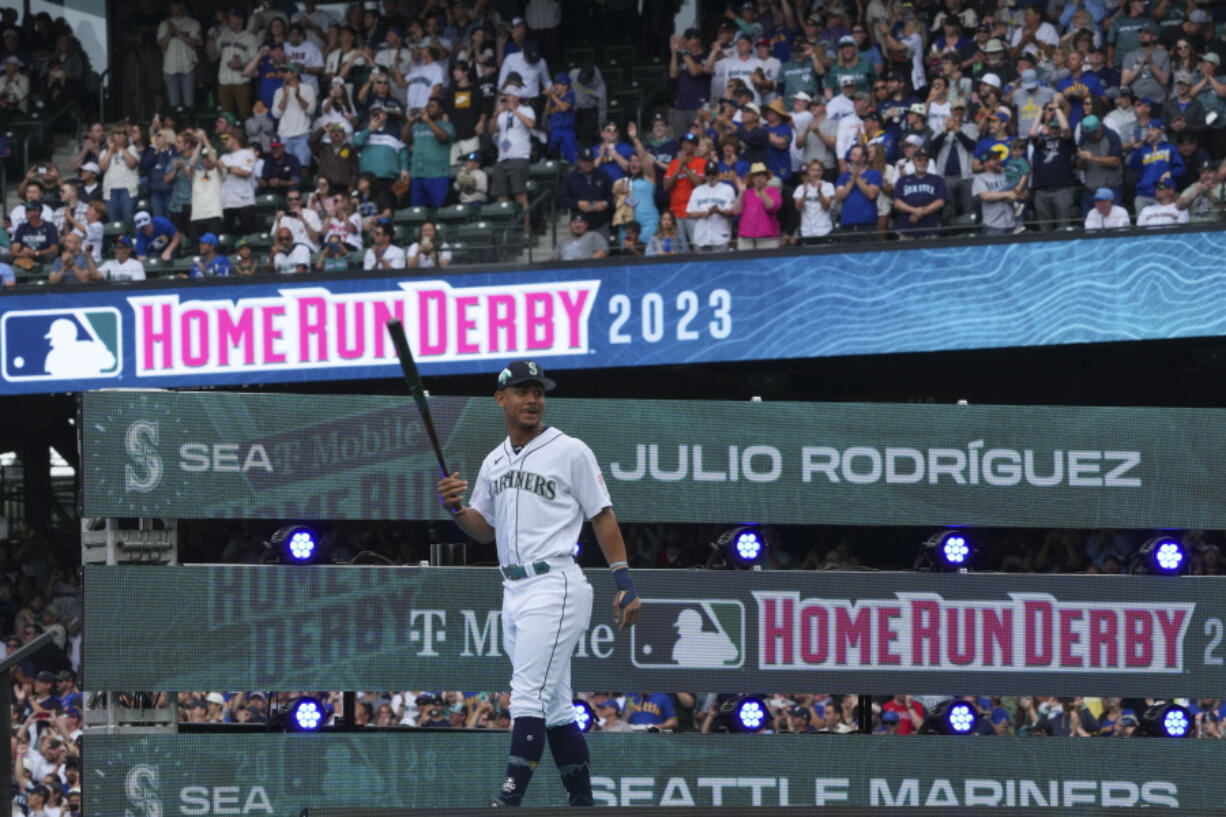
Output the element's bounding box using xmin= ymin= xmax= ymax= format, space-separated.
xmin=499 ymin=42 xmax=549 ymax=104
xmin=790 ymin=159 xmax=834 ymax=244
xmin=210 ymin=10 xmax=260 ymax=119
xmin=1130 ymin=119 xmax=1184 ymax=211
xmin=12 ymin=202 xmax=58 ymax=272
xmin=670 ymin=29 xmax=710 ymax=139
xmin=445 ymin=62 xmax=484 ymax=165
xmin=407 ymin=221 xmax=451 ymax=268
xmin=1137 ymin=177 xmax=1190 ymax=225
xmin=490 ymin=78 xmax=535 ymax=238
xmin=312 ymin=122 xmax=358 ymax=193
xmin=188 ymin=132 xmax=224 ymax=241
xmin=686 ymin=158 xmax=736 ymax=251
xmin=69 ymin=122 xmax=105 ymax=175
xmin=1165 ymin=71 xmax=1208 ymax=142
xmin=543 ymin=73 xmax=577 ymax=164
xmin=553 ymin=213 xmax=607 ymax=260
xmin=974 ymin=146 xmax=1019 ymax=235
xmin=216 ymin=131 xmax=257 ymax=235
xmin=454 ymin=151 xmax=488 ymax=208
xmin=273 ymin=64 xmax=317 ymax=166
xmin=893 ymin=148 xmax=947 ymax=239
xmin=0 ymin=55 xmax=28 ymax=112
xmin=274 ymin=190 xmax=322 ymax=252
xmin=733 ymin=162 xmax=781 ymax=249
xmin=271 ymin=227 xmax=312 ymax=274
xmin=363 ymin=220 xmax=405 ymax=270
xmin=624 ymin=692 xmax=678 ymax=731
xmin=1029 ymin=98 xmax=1076 ymax=228
xmin=930 ymin=97 xmax=977 ymax=213
xmin=157 ymin=1 xmax=202 ymax=110
xmin=1177 ymin=162 xmax=1222 ymax=220
xmin=92 ymin=235 xmax=146 ymax=282
xmin=189 ymin=233 xmax=232 ymax=277
xmin=11 ymin=174 xmax=56 ymax=229
xmin=316 ymin=231 xmax=352 ymax=272
xmin=882 ymin=694 xmax=924 ymax=734
xmin=63 ymin=200 xmax=105 ymax=264
xmin=260 ymin=139 xmax=304 ymax=193
xmin=317 ymin=76 xmax=360 ymax=136
xmin=47 ymin=233 xmax=96 ymax=285
xmin=230 ymin=238 xmax=259 ymax=275
xmin=143 ymin=129 xmax=176 ymax=221
xmin=569 ymin=62 xmax=605 ymax=147
xmin=1075 ymin=114 xmax=1123 ymax=216
xmin=661 ymin=133 xmax=705 ymax=238
xmin=133 ymin=210 xmax=180 ymax=262
xmin=286 ymin=23 xmax=326 ymax=96
xmin=408 ymin=98 xmax=455 ymax=208
xmin=99 ymin=127 xmax=141 ymax=225
xmin=1084 ymin=186 xmax=1131 ymax=229
xmin=165 ymin=131 xmax=194 ymax=235
xmin=834 ymin=144 xmax=880 ymax=237
xmin=645 ymin=210 xmax=688 ymax=256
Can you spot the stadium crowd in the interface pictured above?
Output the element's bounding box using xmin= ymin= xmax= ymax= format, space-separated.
xmin=0 ymin=526 xmax=83 ymax=817
xmin=4 ymin=0 xmax=1226 ymax=286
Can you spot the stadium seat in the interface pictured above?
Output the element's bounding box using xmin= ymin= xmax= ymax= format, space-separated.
xmin=632 ymin=65 xmax=668 ymax=87
xmin=529 ymin=160 xmax=562 ymax=182
xmin=562 ymin=46 xmax=595 ymax=67
xmin=255 ymin=193 xmax=285 ymax=210
xmin=434 ymin=204 xmax=474 ymax=225
xmin=215 ymin=234 xmax=236 ymax=253
xmin=393 ymin=206 xmax=432 ymax=227
xmin=143 ymin=258 xmax=168 ymax=277
xmin=603 ymin=44 xmax=636 ymax=65
xmin=134 ymin=199 xmax=151 ymax=215
xmin=241 ymin=232 xmax=273 ymax=252
xmin=479 ymin=201 xmax=522 ymax=225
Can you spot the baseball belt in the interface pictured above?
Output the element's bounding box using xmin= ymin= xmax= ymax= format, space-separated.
xmin=499 ymin=561 xmax=552 ymax=581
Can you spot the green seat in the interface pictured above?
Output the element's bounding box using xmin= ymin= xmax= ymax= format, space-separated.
xmin=255 ymin=193 xmax=285 ymax=210
xmin=103 ymin=220 xmax=132 ymax=236
xmin=143 ymin=258 xmax=168 ymax=276
xmin=434 ymin=203 xmax=473 ymax=225
xmin=480 ymin=201 xmax=522 ymax=224
xmin=215 ymin=233 xmax=236 ymax=253
xmin=563 ymin=47 xmax=595 ymax=67
xmin=392 ymin=225 xmax=413 ymax=243
xmin=633 ymin=65 xmax=668 ymax=87
xmin=529 ymin=160 xmax=562 ymax=180
xmin=241 ymin=232 xmax=273 ymax=252
xmin=603 ymin=45 xmax=636 ymax=65
xmin=454 ymin=221 xmax=497 ymax=245
xmin=393 ymin=206 xmax=432 ymax=226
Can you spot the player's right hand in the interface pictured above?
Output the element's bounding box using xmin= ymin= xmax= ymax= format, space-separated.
xmin=437 ymin=471 xmax=467 ymax=511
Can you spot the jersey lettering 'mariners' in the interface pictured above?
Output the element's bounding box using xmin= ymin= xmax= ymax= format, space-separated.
xmin=491 ymin=468 xmax=558 ymax=500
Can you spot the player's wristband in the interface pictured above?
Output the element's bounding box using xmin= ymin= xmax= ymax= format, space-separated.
xmin=613 ymin=567 xmax=637 ymax=609
xmin=608 ymin=561 xmax=628 ymax=570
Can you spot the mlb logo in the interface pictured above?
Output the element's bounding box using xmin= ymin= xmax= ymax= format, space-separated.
xmin=631 ymin=599 xmax=744 ymax=670
xmin=2 ymin=308 xmax=122 ymax=382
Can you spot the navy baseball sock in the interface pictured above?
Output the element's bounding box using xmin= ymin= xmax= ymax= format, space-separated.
xmin=495 ymin=716 xmax=546 ymax=805
xmin=547 ymin=722 xmax=593 ymax=806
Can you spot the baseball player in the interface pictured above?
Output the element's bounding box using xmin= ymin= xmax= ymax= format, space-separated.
xmin=437 ymin=359 xmax=641 ymax=807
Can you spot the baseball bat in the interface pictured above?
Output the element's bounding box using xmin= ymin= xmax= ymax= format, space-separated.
xmin=385 ymin=318 xmax=450 ymax=478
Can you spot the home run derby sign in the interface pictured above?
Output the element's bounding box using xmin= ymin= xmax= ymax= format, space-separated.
xmin=83 ymin=732 xmax=1226 ymax=814
xmin=84 ymin=566 xmax=1226 ymax=696
xmin=7 ymin=227 xmax=1226 ymax=396
xmin=81 ymin=391 xmax=1226 ymax=528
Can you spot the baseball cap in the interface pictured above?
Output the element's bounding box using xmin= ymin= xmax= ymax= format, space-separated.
xmin=1175 ymin=70 xmax=1195 ymax=85
xmin=1094 ymin=187 xmax=1115 ymax=201
xmin=1082 ymin=114 xmax=1101 ymax=132
xmin=198 ymin=232 xmax=218 ymax=246
xmin=56 ymin=669 xmax=73 ymax=682
xmin=496 ymin=360 xmax=556 ymax=391
xmin=1204 ymin=53 xmax=1222 ymax=67
xmin=990 ymin=707 xmax=1012 ymax=725
xmin=1155 ymin=177 xmax=1174 ymax=189
xmin=1148 ymin=118 xmax=1166 ymax=130
xmin=993 ymin=111 xmax=1009 ymax=122
xmin=80 ymin=161 xmax=101 ymax=174
xmin=554 ymin=72 xmax=571 ymax=85
xmin=1141 ymin=20 xmax=1159 ymax=35
xmin=23 ymin=200 xmax=40 ymax=211
xmin=1139 ymin=96 xmax=1156 ymax=108
xmin=756 ymin=37 xmax=770 ymax=47
xmin=980 ymin=72 xmax=1002 ymax=89
xmin=683 ymin=27 xmax=701 ymax=39
xmin=990 ymin=143 xmax=1009 ymax=160
xmin=115 ymin=235 xmax=134 ymax=249
xmin=465 ymin=151 xmax=481 ymax=162
xmin=1120 ymin=713 xmax=1140 ymax=726
xmin=793 ymin=91 xmax=812 ymax=102
xmin=134 ymin=210 xmax=152 ymax=227
xmin=577 ymin=147 xmax=595 ymax=161
xmin=681 ymin=132 xmax=698 ymax=143
xmin=914 ymin=147 xmax=929 ymax=158
xmin=881 ymin=711 xmax=901 ymax=723
xmin=908 ymin=102 xmax=927 ymax=115
xmin=788 ymin=706 xmax=812 ymax=719
xmin=839 ymin=35 xmax=856 ymax=47
xmin=904 ymin=134 xmax=925 ymax=148
xmin=510 ymin=16 xmax=525 ymax=26
xmin=983 ymin=38 xmax=1005 ymax=54
xmin=206 ymin=692 xmax=226 ymax=704
xmin=950 ymin=96 xmax=968 ymax=109
xmin=283 ymin=62 xmax=302 ymax=74
xmin=1191 ymin=9 xmax=1211 ymax=23
xmin=270 ymin=138 xmax=285 ymax=147
xmin=36 ymin=670 xmax=55 ymax=682
xmin=840 ymin=74 xmax=857 ymax=86
xmin=741 ymin=101 xmax=761 ymax=116
xmin=1020 ymin=68 xmax=1038 ymax=89
xmin=64 ymin=706 xmax=81 ymax=718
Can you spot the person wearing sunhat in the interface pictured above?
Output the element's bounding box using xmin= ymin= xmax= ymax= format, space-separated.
xmin=762 ymin=97 xmax=794 ymax=181
xmin=732 ymin=161 xmax=781 ymax=250
xmin=272 ymin=62 xmax=317 ymax=165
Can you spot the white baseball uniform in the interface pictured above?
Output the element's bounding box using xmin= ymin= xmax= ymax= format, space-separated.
xmin=468 ymin=426 xmax=609 ymax=725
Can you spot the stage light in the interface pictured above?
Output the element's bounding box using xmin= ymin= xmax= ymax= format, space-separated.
xmin=1134 ymin=703 xmax=1193 ymax=738
xmin=1131 ymin=536 xmax=1187 ymax=575
xmin=269 ymin=525 xmax=321 ymax=565
xmin=734 ymin=697 xmax=768 ymax=731
xmin=573 ymin=699 xmax=595 ymax=733
xmin=286 ymin=696 xmax=326 ymax=732
xmin=918 ymin=700 xmax=981 ymax=736
xmin=947 ymin=701 xmax=976 ymax=734
xmin=915 ymin=529 xmax=974 ymax=572
xmin=710 ymin=526 xmax=768 ymax=569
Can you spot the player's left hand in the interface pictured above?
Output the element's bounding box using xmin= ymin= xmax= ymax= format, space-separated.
xmin=613 ymin=592 xmax=640 ymax=629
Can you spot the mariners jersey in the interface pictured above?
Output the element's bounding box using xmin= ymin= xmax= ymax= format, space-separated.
xmin=469 ymin=426 xmax=611 ymax=567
